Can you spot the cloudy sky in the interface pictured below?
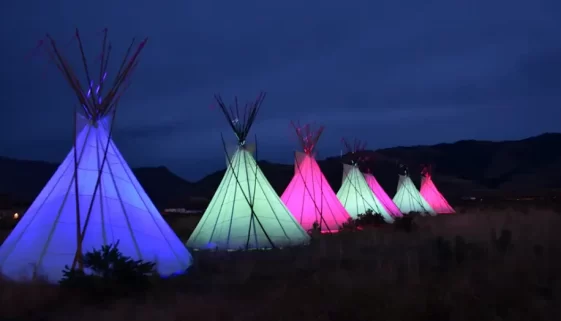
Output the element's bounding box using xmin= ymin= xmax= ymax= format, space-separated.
xmin=0 ymin=0 xmax=560 ymax=181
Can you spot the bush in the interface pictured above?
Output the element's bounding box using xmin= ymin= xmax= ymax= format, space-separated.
xmin=355 ymin=209 xmax=387 ymax=226
xmin=338 ymin=209 xmax=390 ymax=232
xmin=393 ymin=214 xmax=417 ymax=233
xmin=491 ymin=228 xmax=513 ymax=253
xmin=59 ymin=242 xmax=157 ymax=300
xmin=339 ymin=217 xmax=359 ymax=232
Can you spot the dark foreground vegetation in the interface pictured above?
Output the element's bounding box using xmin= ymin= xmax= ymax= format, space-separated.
xmin=1 ymin=205 xmax=561 ymax=321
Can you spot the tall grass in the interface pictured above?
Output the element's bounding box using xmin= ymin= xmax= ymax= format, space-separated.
xmin=1 ymin=206 xmax=560 ymax=321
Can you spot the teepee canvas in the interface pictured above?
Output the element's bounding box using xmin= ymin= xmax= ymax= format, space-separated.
xmin=363 ymin=172 xmax=402 ymax=217
xmin=281 ymin=123 xmax=351 ymax=233
xmin=0 ymin=30 xmax=192 ymax=282
xmin=186 ymin=93 xmax=310 ymax=250
xmin=420 ymin=166 xmax=455 ymax=214
xmin=336 ymin=139 xmax=394 ymax=222
xmin=392 ymin=166 xmax=436 ymax=215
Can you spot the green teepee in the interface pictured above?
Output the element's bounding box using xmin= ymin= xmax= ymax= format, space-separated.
xmin=336 ymin=138 xmax=394 ymax=222
xmin=392 ymin=165 xmax=436 ymax=216
xmin=337 ymin=164 xmax=394 ymax=222
xmin=186 ymin=93 xmax=310 ymax=251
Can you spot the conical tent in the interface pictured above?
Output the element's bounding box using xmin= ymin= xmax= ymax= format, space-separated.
xmin=420 ymin=166 xmax=455 ymax=214
xmin=281 ymin=123 xmax=351 ymax=233
xmin=337 ymin=164 xmax=395 ymax=222
xmin=363 ymin=172 xmax=402 ymax=217
xmin=0 ymin=30 xmax=192 ymax=282
xmin=393 ymin=174 xmax=436 ymax=215
xmin=336 ymin=138 xmax=395 ymax=222
xmin=187 ymin=93 xmax=309 ymax=250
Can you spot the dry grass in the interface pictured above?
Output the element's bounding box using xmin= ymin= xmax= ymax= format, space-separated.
xmin=1 ymin=206 xmax=561 ymax=321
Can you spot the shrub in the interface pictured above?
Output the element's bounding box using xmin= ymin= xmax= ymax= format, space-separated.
xmin=393 ymin=214 xmax=417 ymax=233
xmin=339 ymin=217 xmax=359 ymax=232
xmin=338 ymin=209 xmax=389 ymax=232
xmin=355 ymin=209 xmax=387 ymax=226
xmin=491 ymin=228 xmax=513 ymax=254
xmin=59 ymin=242 xmax=157 ymax=300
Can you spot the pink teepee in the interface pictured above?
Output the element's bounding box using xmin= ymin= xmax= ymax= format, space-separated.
xmin=420 ymin=166 xmax=455 ymax=214
xmin=363 ymin=172 xmax=402 ymax=217
xmin=281 ymin=123 xmax=351 ymax=233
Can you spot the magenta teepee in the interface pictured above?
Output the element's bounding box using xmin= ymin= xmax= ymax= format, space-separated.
xmin=281 ymin=123 xmax=351 ymax=233
xmin=420 ymin=165 xmax=455 ymax=214
xmin=363 ymin=172 xmax=402 ymax=217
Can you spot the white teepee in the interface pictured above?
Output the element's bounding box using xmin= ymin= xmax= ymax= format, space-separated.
xmin=337 ymin=164 xmax=395 ymax=222
xmin=393 ymin=174 xmax=436 ymax=215
xmin=281 ymin=124 xmax=351 ymax=233
xmin=186 ymin=93 xmax=310 ymax=250
xmin=0 ymin=30 xmax=192 ymax=282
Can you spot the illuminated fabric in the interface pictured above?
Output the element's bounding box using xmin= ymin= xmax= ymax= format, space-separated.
xmin=187 ymin=148 xmax=310 ymax=250
xmin=392 ymin=175 xmax=436 ymax=215
xmin=281 ymin=152 xmax=350 ymax=233
xmin=0 ymin=118 xmax=192 ymax=281
xmin=337 ymin=164 xmax=394 ymax=222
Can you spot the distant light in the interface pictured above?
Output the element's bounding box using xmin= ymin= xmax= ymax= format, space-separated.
xmin=13 ymin=213 xmax=19 ymax=219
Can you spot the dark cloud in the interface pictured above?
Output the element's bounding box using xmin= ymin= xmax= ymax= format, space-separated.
xmin=1 ymin=0 xmax=560 ymax=180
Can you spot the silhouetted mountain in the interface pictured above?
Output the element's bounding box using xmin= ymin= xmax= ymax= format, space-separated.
xmin=0 ymin=157 xmax=195 ymax=209
xmin=1 ymin=133 xmax=561 ymax=209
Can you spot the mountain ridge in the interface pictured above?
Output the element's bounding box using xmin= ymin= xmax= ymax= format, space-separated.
xmin=1 ymin=132 xmax=560 ymax=209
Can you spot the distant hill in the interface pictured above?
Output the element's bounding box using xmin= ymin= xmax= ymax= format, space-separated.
xmin=1 ymin=133 xmax=561 ymax=209
xmin=0 ymin=158 xmax=195 ymax=209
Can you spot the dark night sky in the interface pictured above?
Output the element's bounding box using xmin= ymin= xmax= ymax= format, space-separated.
xmin=1 ymin=1 xmax=560 ymax=181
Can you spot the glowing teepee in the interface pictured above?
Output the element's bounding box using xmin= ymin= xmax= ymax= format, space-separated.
xmin=363 ymin=172 xmax=402 ymax=217
xmin=281 ymin=123 xmax=351 ymax=233
xmin=420 ymin=165 xmax=455 ymax=214
xmin=186 ymin=93 xmax=310 ymax=250
xmin=392 ymin=165 xmax=436 ymax=215
xmin=336 ymin=139 xmax=394 ymax=223
xmin=0 ymin=29 xmax=192 ymax=282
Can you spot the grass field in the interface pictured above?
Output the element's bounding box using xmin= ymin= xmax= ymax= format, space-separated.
xmin=1 ymin=205 xmax=560 ymax=321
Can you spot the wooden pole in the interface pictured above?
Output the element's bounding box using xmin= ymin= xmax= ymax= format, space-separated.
xmin=71 ymin=109 xmax=84 ymax=271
